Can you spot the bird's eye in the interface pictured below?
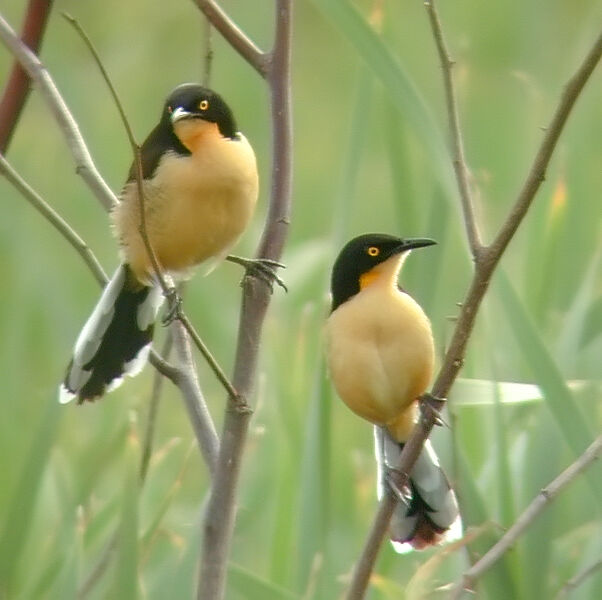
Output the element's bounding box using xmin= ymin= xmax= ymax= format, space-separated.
xmin=199 ymin=99 xmax=209 ymax=111
xmin=367 ymin=246 xmax=380 ymax=257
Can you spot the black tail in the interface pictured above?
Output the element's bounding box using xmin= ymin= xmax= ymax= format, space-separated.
xmin=374 ymin=426 xmax=460 ymax=551
xmin=60 ymin=264 xmax=163 ymax=404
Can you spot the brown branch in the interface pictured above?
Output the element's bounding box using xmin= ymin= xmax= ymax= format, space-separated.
xmin=424 ymin=0 xmax=482 ymax=255
xmin=449 ymin=435 xmax=602 ymax=599
xmin=139 ymin=333 xmax=173 ymax=484
xmin=195 ymin=1 xmax=293 ymax=599
xmin=191 ymin=0 xmax=268 ymax=77
xmin=201 ymin=16 xmax=213 ymax=86
xmin=489 ymin=28 xmax=602 ymax=260
xmin=0 ymin=152 xmax=107 ymax=286
xmin=344 ymin=21 xmax=602 ymax=600
xmin=0 ymin=14 xmax=116 ymax=211
xmin=171 ymin=321 xmax=219 ymax=473
xmin=556 ymin=559 xmax=602 ymax=599
xmin=0 ymin=0 xmax=53 ymax=153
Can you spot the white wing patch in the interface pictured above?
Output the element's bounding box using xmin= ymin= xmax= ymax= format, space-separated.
xmin=72 ymin=265 xmax=125 ymax=365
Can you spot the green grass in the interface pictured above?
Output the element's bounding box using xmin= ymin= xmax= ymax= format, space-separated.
xmin=1 ymin=1 xmax=601 ymax=599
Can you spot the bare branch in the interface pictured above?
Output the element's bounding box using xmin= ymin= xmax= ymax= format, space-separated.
xmin=0 ymin=0 xmax=53 ymax=153
xmin=191 ymin=0 xmax=268 ymax=77
xmin=556 ymin=559 xmax=602 ymax=599
xmin=139 ymin=333 xmax=173 ymax=484
xmin=0 ymin=152 xmax=107 ymax=285
xmin=197 ymin=1 xmax=293 ymax=598
xmin=489 ymin=28 xmax=602 ymax=260
xmin=424 ymin=0 xmax=482 ymax=255
xmin=344 ymin=20 xmax=602 ymax=600
xmin=201 ymin=17 xmax=213 ymax=87
xmin=449 ymin=435 xmax=602 ymax=599
xmin=0 ymin=13 xmax=116 ymax=211
xmin=171 ymin=321 xmax=219 ymax=473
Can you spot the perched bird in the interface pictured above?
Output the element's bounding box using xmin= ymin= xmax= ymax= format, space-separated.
xmin=325 ymin=233 xmax=459 ymax=550
xmin=60 ymin=84 xmax=259 ymax=404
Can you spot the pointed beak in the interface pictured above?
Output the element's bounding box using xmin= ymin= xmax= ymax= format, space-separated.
xmin=389 ymin=237 xmax=437 ymax=258
xmin=400 ymin=238 xmax=437 ymax=251
xmin=170 ymin=106 xmax=194 ymax=124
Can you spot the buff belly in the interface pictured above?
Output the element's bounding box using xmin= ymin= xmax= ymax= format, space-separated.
xmin=112 ymin=135 xmax=258 ymax=282
xmin=326 ymin=286 xmax=434 ymax=441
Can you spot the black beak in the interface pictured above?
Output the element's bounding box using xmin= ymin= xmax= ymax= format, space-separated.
xmin=391 ymin=237 xmax=437 ymax=256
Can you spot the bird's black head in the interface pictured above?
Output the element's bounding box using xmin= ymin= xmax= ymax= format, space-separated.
xmin=330 ymin=233 xmax=436 ymax=312
xmin=162 ymin=84 xmax=237 ymax=139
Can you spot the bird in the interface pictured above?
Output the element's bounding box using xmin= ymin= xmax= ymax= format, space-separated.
xmin=59 ymin=84 xmax=259 ymax=404
xmin=325 ymin=233 xmax=459 ymax=551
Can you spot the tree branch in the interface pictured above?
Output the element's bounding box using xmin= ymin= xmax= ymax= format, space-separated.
xmin=0 ymin=13 xmax=222 ymax=478
xmin=191 ymin=0 xmax=268 ymax=77
xmin=195 ymin=1 xmax=293 ymax=599
xmin=556 ymin=559 xmax=602 ymax=599
xmin=171 ymin=322 xmax=219 ymax=473
xmin=449 ymin=435 xmax=602 ymax=599
xmin=344 ymin=19 xmax=602 ymax=600
xmin=489 ymin=28 xmax=602 ymax=260
xmin=424 ymin=0 xmax=482 ymax=255
xmin=0 ymin=13 xmax=116 ymax=211
xmin=0 ymin=0 xmax=53 ymax=153
xmin=0 ymin=152 xmax=107 ymax=286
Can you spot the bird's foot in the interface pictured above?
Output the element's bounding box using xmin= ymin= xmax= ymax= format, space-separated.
xmin=418 ymin=392 xmax=448 ymax=427
xmin=161 ymin=287 xmax=183 ymax=326
xmin=226 ymin=255 xmax=287 ymax=293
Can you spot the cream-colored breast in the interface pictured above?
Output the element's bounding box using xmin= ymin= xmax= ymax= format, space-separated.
xmin=113 ymin=133 xmax=258 ymax=282
xmin=325 ymin=285 xmax=434 ymax=428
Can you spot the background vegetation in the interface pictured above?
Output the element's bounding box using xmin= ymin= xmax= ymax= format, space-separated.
xmin=0 ymin=1 xmax=601 ymax=598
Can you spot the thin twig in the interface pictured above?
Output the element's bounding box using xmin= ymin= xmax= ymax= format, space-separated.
xmin=449 ymin=435 xmax=602 ymax=599
xmin=0 ymin=0 xmax=54 ymax=153
xmin=556 ymin=559 xmax=602 ymax=599
xmin=139 ymin=333 xmax=173 ymax=484
xmin=0 ymin=152 xmax=107 ymax=286
xmin=76 ymin=532 xmax=119 ymax=599
xmin=63 ymin=12 xmax=239 ymax=401
xmin=195 ymin=1 xmax=293 ymax=599
xmin=201 ymin=16 xmax=213 ymax=87
xmin=0 ymin=14 xmax=116 ymax=210
xmin=191 ymin=0 xmax=268 ymax=77
xmin=488 ymin=28 xmax=602 ymax=261
xmin=344 ymin=20 xmax=602 ymax=600
xmin=424 ymin=0 xmax=481 ymax=255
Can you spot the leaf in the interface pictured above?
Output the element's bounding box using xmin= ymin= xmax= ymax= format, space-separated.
xmin=0 ymin=397 xmax=62 ymax=597
xmin=312 ymin=0 xmax=456 ymax=200
xmin=494 ymin=270 xmax=602 ymax=503
xmin=110 ymin=418 xmax=140 ymax=599
xmin=228 ymin=562 xmax=300 ymax=600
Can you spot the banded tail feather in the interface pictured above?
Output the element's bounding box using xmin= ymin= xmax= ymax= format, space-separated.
xmin=59 ymin=264 xmax=163 ymax=404
xmin=374 ymin=426 xmax=461 ymax=552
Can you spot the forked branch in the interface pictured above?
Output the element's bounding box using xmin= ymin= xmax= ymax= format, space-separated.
xmin=344 ymin=13 xmax=602 ymax=600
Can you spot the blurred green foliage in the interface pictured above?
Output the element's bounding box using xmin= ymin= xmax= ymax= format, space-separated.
xmin=1 ymin=1 xmax=601 ymax=599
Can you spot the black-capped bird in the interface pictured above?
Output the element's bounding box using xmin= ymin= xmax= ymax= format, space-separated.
xmin=325 ymin=233 xmax=459 ymax=550
xmin=60 ymin=84 xmax=259 ymax=404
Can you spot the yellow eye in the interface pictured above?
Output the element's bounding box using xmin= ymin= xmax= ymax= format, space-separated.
xmin=199 ymin=99 xmax=209 ymax=110
xmin=367 ymin=246 xmax=380 ymax=257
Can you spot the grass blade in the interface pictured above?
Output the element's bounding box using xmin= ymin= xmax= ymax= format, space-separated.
xmin=0 ymin=397 xmax=62 ymax=597
xmin=494 ymin=270 xmax=602 ymax=502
